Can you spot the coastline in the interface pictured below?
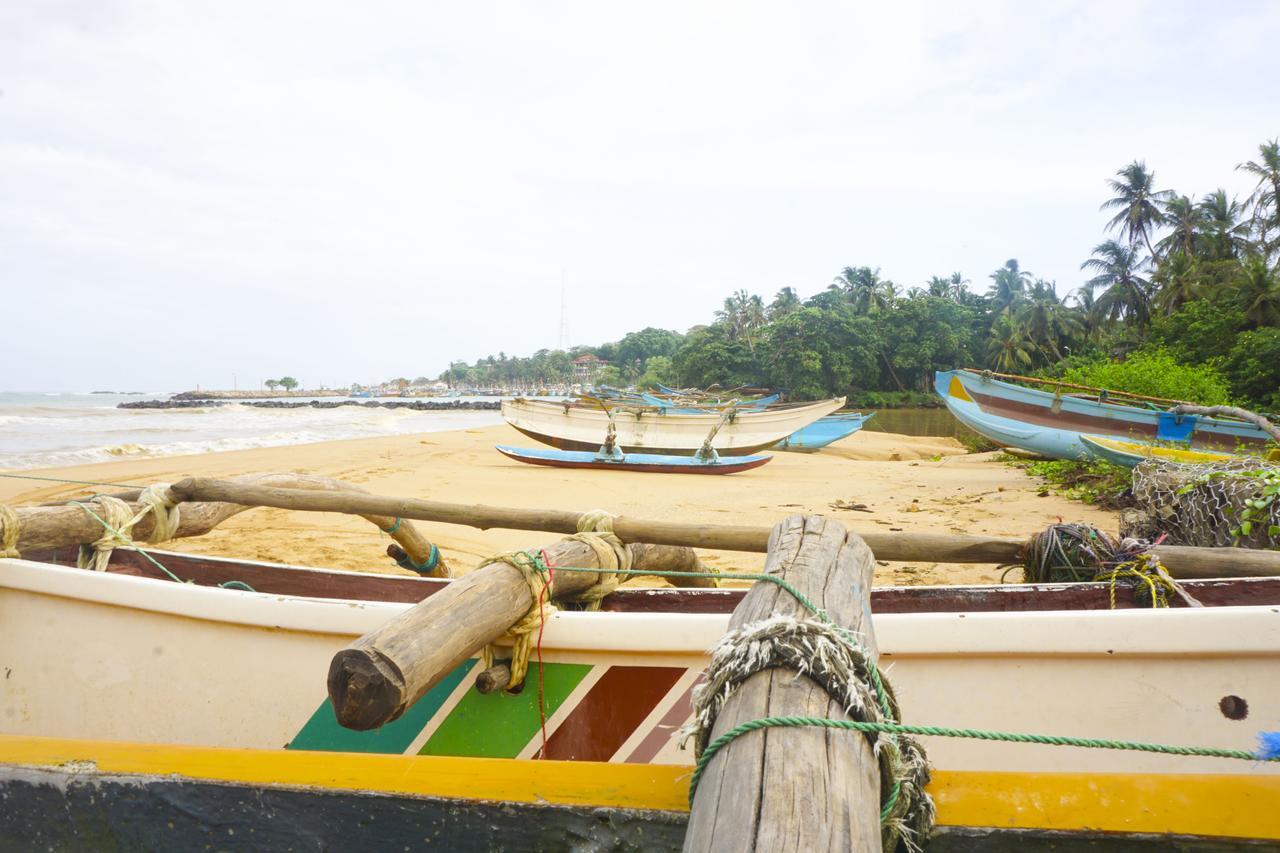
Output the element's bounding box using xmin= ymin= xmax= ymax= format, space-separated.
xmin=0 ymin=425 xmax=1117 ymax=586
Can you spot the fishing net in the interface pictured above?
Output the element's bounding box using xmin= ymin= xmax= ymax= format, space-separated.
xmin=1122 ymin=458 xmax=1280 ymax=549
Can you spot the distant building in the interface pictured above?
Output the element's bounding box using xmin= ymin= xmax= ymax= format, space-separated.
xmin=572 ymin=354 xmax=608 ymax=380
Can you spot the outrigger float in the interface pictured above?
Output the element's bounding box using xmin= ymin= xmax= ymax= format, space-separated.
xmin=2 ymin=474 xmax=1280 ymax=849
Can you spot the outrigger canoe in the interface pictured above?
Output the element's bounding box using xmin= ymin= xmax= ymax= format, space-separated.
xmin=935 ymin=369 xmax=1271 ymax=460
xmin=3 ymin=543 xmax=1280 ymax=848
xmin=1081 ymin=434 xmax=1242 ymax=468
xmin=496 ymin=444 xmax=773 ymax=474
xmin=774 ymin=412 xmax=872 ymax=452
xmin=501 ymin=396 xmax=844 ymax=456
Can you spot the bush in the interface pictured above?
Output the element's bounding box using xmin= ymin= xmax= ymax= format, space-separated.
xmin=1222 ymin=328 xmax=1280 ymax=413
xmin=1060 ymin=348 xmax=1232 ymax=405
xmin=1148 ymin=299 xmax=1246 ymax=366
xmin=1011 ymin=458 xmax=1133 ymax=508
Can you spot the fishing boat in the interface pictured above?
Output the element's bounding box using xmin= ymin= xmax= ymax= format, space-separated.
xmin=935 ymin=370 xmax=1272 ymax=460
xmin=501 ymin=396 xmax=844 ymax=456
xmin=774 ymin=412 xmax=872 ymax=452
xmin=495 ymin=444 xmax=773 ymax=474
xmin=2 ymin=477 xmax=1279 ymax=848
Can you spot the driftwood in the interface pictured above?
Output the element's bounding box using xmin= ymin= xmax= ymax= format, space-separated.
xmin=9 ymin=473 xmax=445 ymax=577
xmin=163 ymin=477 xmax=1280 ymax=578
xmin=684 ymin=515 xmax=882 ymax=851
xmin=1170 ymin=404 xmax=1280 ymax=444
xmin=328 ymin=538 xmax=711 ymax=731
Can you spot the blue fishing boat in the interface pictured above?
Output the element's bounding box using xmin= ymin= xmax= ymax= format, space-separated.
xmin=495 ymin=445 xmax=772 ymax=474
xmin=774 ymin=413 xmax=872 ymax=452
xmin=934 ymin=370 xmax=1271 ymax=461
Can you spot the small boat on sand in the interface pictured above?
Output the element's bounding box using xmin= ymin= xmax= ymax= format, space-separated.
xmin=495 ymin=444 xmax=773 ymax=474
xmin=935 ymin=370 xmax=1272 ymax=460
xmin=501 ymin=396 xmax=844 ymax=456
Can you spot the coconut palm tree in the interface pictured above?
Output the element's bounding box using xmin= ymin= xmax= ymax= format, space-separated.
xmin=1237 ymin=138 xmax=1280 ymax=255
xmin=987 ymin=259 xmax=1031 ymax=313
xmin=1015 ymin=281 xmax=1084 ymax=361
xmin=1081 ymin=240 xmax=1153 ymax=328
xmin=1156 ymin=195 xmax=1202 ymax=259
xmin=1198 ymin=189 xmax=1253 ymax=260
xmin=1101 ymin=160 xmax=1173 ymax=259
xmin=1151 ymin=251 xmax=1202 ymax=315
xmin=986 ymin=315 xmax=1037 ymax=372
xmin=834 ymin=266 xmax=894 ymax=314
xmin=767 ymin=287 xmax=802 ymax=320
xmin=1235 ymin=256 xmax=1280 ymax=328
xmin=715 ymin=290 xmax=767 ymax=350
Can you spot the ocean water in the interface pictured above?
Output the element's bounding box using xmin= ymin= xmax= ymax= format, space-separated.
xmin=0 ymin=392 xmax=507 ymax=470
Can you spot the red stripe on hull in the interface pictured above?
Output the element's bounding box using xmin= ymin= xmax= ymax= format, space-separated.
xmin=496 ymin=447 xmax=771 ymax=474
xmin=625 ymin=681 xmax=698 ymax=764
xmin=539 ymin=666 xmax=685 ymax=762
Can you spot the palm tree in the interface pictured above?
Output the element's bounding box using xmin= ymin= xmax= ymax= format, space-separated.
xmin=1151 ymin=251 xmax=1201 ymax=315
xmin=833 ymin=266 xmax=895 ymax=314
xmin=987 ymin=259 xmax=1031 ymax=313
xmin=1198 ymin=189 xmax=1252 ymax=260
xmin=768 ymin=287 xmax=802 ymax=320
xmin=715 ymin=290 xmax=767 ymax=350
xmin=1155 ymin=195 xmax=1202 ymax=259
xmin=1237 ymin=138 xmax=1280 ymax=255
xmin=986 ymin=315 xmax=1037 ymax=372
xmin=1101 ymin=160 xmax=1172 ymax=259
xmin=1015 ymin=280 xmax=1084 ymax=361
xmin=1235 ymin=256 xmax=1280 ymax=328
xmin=1081 ymin=240 xmax=1153 ymax=328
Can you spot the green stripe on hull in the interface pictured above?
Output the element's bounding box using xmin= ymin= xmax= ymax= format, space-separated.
xmin=287 ymin=660 xmax=477 ymax=754
xmin=419 ymin=663 xmax=592 ymax=758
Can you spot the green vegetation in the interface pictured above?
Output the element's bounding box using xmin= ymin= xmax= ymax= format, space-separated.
xmin=443 ymin=139 xmax=1280 ymax=410
xmin=1010 ymin=457 xmax=1133 ymax=509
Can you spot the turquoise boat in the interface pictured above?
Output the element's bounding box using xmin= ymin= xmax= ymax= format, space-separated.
xmin=774 ymin=413 xmax=872 ymax=452
xmin=495 ymin=445 xmax=772 ymax=474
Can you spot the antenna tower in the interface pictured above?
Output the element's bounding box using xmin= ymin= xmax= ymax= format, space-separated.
xmin=557 ymin=270 xmax=570 ymax=351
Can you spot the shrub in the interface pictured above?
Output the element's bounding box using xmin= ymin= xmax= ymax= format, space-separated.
xmin=1060 ymin=348 xmax=1232 ymax=405
xmin=1222 ymin=328 xmax=1280 ymax=413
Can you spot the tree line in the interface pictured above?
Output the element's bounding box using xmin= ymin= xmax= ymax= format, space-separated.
xmin=442 ymin=139 xmax=1280 ymax=411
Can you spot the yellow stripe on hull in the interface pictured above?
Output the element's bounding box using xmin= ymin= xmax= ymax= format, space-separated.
xmin=1085 ymin=434 xmax=1239 ymax=464
xmin=1 ymin=735 xmax=1277 ymax=840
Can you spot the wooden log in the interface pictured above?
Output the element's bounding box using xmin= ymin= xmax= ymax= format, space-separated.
xmin=684 ymin=515 xmax=882 ymax=851
xmin=166 ymin=477 xmax=1280 ymax=577
xmin=9 ymin=474 xmax=444 ymax=576
xmin=328 ymin=538 xmax=705 ymax=730
xmin=474 ymin=663 xmax=512 ymax=694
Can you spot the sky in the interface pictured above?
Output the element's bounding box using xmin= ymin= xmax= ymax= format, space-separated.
xmin=2 ymin=1 xmax=1277 ymax=391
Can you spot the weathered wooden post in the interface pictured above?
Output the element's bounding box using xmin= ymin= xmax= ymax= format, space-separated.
xmin=683 ymin=515 xmax=906 ymax=852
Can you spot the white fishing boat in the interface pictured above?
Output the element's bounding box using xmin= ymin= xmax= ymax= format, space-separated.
xmin=501 ymin=396 xmax=845 ymax=455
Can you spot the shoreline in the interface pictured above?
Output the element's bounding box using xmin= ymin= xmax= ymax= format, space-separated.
xmin=0 ymin=425 xmax=1117 ymax=587
xmin=120 ymin=399 xmax=503 ymax=411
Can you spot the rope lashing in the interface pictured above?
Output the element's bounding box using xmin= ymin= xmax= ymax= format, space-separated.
xmin=71 ymin=485 xmax=179 ymax=572
xmin=563 ymin=510 xmax=631 ymax=610
xmin=681 ymin=615 xmax=934 ymax=852
xmin=381 ymin=517 xmax=403 ymax=535
xmin=0 ymin=504 xmax=21 ymax=558
xmin=478 ymin=549 xmax=555 ymax=692
xmin=396 ymin=543 xmax=440 ymax=575
xmin=1009 ymin=523 xmax=1196 ymax=608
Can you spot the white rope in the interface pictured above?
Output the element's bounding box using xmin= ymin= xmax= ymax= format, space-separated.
xmin=0 ymin=504 xmax=20 ymax=558
xmin=74 ymin=484 xmax=179 ymax=571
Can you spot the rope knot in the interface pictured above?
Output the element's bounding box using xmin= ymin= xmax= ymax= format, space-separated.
xmin=567 ymin=510 xmax=631 ymax=609
xmin=0 ymin=505 xmax=21 ymax=559
xmin=477 ymin=549 xmax=555 ymax=692
xmin=682 ymin=614 xmax=934 ymax=851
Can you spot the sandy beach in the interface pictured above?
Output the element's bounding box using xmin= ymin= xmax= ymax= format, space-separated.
xmin=1 ymin=425 xmax=1117 ymax=587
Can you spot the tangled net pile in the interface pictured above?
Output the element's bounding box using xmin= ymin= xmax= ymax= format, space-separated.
xmin=1011 ymin=523 xmax=1188 ymax=607
xmin=1123 ymin=458 xmax=1280 ymax=549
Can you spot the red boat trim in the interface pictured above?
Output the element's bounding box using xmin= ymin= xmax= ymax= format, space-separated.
xmin=539 ymin=666 xmax=686 ymax=761
xmin=507 ymin=424 xmax=779 ymax=457
xmin=625 ymin=681 xmax=698 ymax=764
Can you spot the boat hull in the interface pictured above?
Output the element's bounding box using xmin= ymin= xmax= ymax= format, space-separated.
xmin=2 ymin=553 xmax=1279 ymax=845
xmin=935 ymin=370 xmax=1271 ymax=460
xmin=501 ymin=397 xmax=845 ymax=456
xmin=495 ymin=445 xmax=773 ymax=474
xmin=775 ymin=412 xmax=871 ymax=452
xmin=1080 ymin=434 xmax=1242 ymax=468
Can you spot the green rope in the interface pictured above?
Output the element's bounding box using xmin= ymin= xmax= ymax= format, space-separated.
xmin=0 ymin=472 xmax=141 ymax=490
xmin=396 ymin=543 xmax=440 ymax=575
xmin=689 ymin=716 xmax=1278 ymax=808
xmin=218 ymin=580 xmax=257 ymax=592
xmin=381 ymin=517 xmax=403 ymax=535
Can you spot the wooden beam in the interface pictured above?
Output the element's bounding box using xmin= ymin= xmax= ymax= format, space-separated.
xmin=166 ymin=477 xmax=1280 ymax=577
xmin=684 ymin=515 xmax=882 ymax=850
